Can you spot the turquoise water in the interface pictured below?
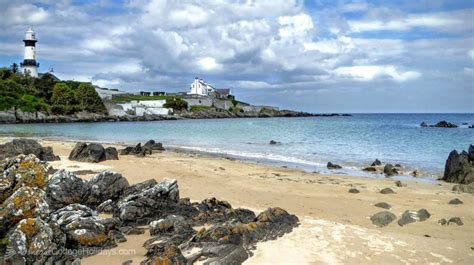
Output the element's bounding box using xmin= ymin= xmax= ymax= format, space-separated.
xmin=1 ymin=114 xmax=473 ymax=179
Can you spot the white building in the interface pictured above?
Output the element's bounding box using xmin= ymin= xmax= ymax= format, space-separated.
xmin=112 ymin=100 xmax=171 ymax=116
xmin=20 ymin=27 xmax=39 ymax=77
xmin=188 ymin=77 xmax=215 ymax=96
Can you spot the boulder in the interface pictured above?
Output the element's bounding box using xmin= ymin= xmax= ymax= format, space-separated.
xmin=269 ymin=140 xmax=280 ymax=145
xmin=119 ymin=226 xmax=145 ymax=235
xmin=371 ymin=159 xmax=382 ymax=166
xmin=363 ymin=166 xmax=377 ymax=172
xmin=448 ymin=198 xmax=463 ymax=205
xmin=122 ymin=179 xmax=158 ymax=197
xmin=348 ymin=188 xmax=360 ymax=193
xmin=86 ymin=171 xmax=129 ymax=206
xmin=120 ymin=143 xmax=150 ymax=157
xmin=380 ymin=188 xmax=395 ymax=194
xmin=448 ymin=217 xmax=463 ymax=226
xmin=104 ymin=147 xmax=119 ymax=160
xmin=452 ymin=183 xmax=474 ymax=194
xmin=395 ymin=180 xmax=406 ymax=187
xmin=398 ymin=209 xmax=430 ymax=226
xmin=149 ymin=215 xmax=192 ymax=236
xmin=0 ymin=186 xmax=50 ymax=236
xmin=442 ymin=146 xmax=474 ymax=184
xmin=69 ymin=142 xmax=107 ymax=163
xmin=0 ymin=139 xmax=59 ymax=161
xmin=383 ymin=164 xmax=398 ymax=176
xmin=327 ymin=162 xmax=342 ymax=169
xmin=6 ymin=218 xmax=58 ymax=264
xmin=420 ymin=122 xmax=428 ymax=127
xmin=193 ymin=197 xmax=256 ymax=225
xmin=374 ymin=202 xmax=391 ymax=209
xmin=143 ymin=140 xmax=165 ymax=151
xmin=370 ymin=211 xmax=396 ymax=227
xmin=45 ymin=170 xmax=90 ymax=210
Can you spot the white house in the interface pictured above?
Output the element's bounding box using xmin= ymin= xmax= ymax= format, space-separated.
xmin=188 ymin=77 xmax=215 ymax=96
xmin=112 ymin=100 xmax=171 ymax=116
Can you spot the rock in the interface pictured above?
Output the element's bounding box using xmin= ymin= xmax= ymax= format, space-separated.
xmin=327 ymin=162 xmax=342 ymax=169
xmin=383 ymin=164 xmax=398 ymax=176
xmin=49 ymin=204 xmax=117 ymax=248
xmin=117 ymin=179 xmax=180 ymax=224
xmin=420 ymin=122 xmax=428 ymax=127
xmin=398 ymin=209 xmax=431 ymax=226
xmin=1 ymin=154 xmax=50 ymax=202
xmin=363 ymin=166 xmax=377 ymax=172
xmin=120 ymin=143 xmax=150 ymax=157
xmin=380 ymin=188 xmax=395 ymax=194
xmin=69 ymin=142 xmax=107 ymax=163
xmin=5 ymin=218 xmax=58 ymax=264
xmin=432 ymin=120 xmax=458 ymax=128
xmin=374 ymin=202 xmax=391 ymax=209
xmin=0 ymin=139 xmax=60 ymax=161
xmin=86 ymin=171 xmax=129 ymax=206
xmin=452 ymin=183 xmax=474 ymax=194
xmin=370 ymin=211 xmax=397 ymax=227
xmin=348 ymin=188 xmax=360 ymax=193
xmin=111 ymin=230 xmax=127 ymax=243
xmin=438 ymin=218 xmax=447 ymax=225
xmin=143 ymin=140 xmax=165 ymax=151
xmin=122 ymin=179 xmax=158 ymax=197
xmin=0 ymin=186 xmax=50 ymax=236
xmin=119 ymin=226 xmax=145 ymax=235
xmin=149 ymin=215 xmax=192 ymax=236
xmin=104 ymin=147 xmax=119 ymax=160
xmin=442 ymin=146 xmax=474 ymax=184
xmin=269 ymin=140 xmax=280 ymax=145
xmin=371 ymin=159 xmax=382 ymax=166
xmin=395 ymin=164 xmax=402 ymax=167
xmin=96 ymin=199 xmax=116 ymax=214
xmin=193 ymin=197 xmax=256 ymax=225
xmin=411 ymin=170 xmax=418 ymax=177
xmin=395 ymin=180 xmax=406 ymax=187
xmin=448 ymin=217 xmax=463 ymax=226
xmin=448 ymin=198 xmax=463 ymax=205
xmin=45 ymin=170 xmax=89 ymax=210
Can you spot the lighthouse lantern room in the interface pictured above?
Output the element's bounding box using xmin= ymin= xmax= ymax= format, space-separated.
xmin=20 ymin=27 xmax=39 ymax=77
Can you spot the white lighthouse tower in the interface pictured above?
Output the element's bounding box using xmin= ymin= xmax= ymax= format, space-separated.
xmin=20 ymin=27 xmax=39 ymax=77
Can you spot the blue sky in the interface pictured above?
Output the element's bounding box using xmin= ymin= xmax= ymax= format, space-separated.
xmin=0 ymin=0 xmax=473 ymax=113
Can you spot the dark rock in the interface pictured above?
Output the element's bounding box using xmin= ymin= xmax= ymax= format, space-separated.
xmin=327 ymin=162 xmax=342 ymax=169
xmin=122 ymin=260 xmax=133 ymax=265
xmin=45 ymin=170 xmax=90 ymax=210
xmin=395 ymin=164 xmax=402 ymax=167
xmin=193 ymin=197 xmax=257 ymax=225
xmin=442 ymin=146 xmax=474 ymax=184
xmin=448 ymin=217 xmax=463 ymax=226
xmin=0 ymin=139 xmax=60 ymax=161
xmin=371 ymin=159 xmax=382 ymax=166
xmin=380 ymin=188 xmax=395 ymax=194
xmin=420 ymin=122 xmax=428 ymax=127
xmin=374 ymin=202 xmax=391 ymax=209
xmin=149 ymin=215 xmax=192 ymax=236
xmin=69 ymin=142 xmax=107 ymax=163
xmin=411 ymin=170 xmax=418 ymax=177
xmin=120 ymin=226 xmax=145 ymax=235
xmin=111 ymin=230 xmax=127 ymax=243
xmin=432 ymin=120 xmax=458 ymax=128
xmin=144 ymin=140 xmax=165 ymax=151
xmin=104 ymin=147 xmax=119 ymax=160
xmin=398 ymin=209 xmax=431 ymax=226
xmin=348 ymin=188 xmax=360 ymax=193
xmin=448 ymin=198 xmax=463 ymax=205
xmin=438 ymin=218 xmax=447 ymax=225
xmin=120 ymin=143 xmax=151 ymax=157
xmin=370 ymin=211 xmax=397 ymax=227
xmin=395 ymin=180 xmax=406 ymax=187
xmin=122 ymin=179 xmax=158 ymax=197
xmin=363 ymin=166 xmax=377 ymax=172
xmin=86 ymin=171 xmax=129 ymax=206
xmin=269 ymin=140 xmax=280 ymax=145
xmin=383 ymin=164 xmax=398 ymax=176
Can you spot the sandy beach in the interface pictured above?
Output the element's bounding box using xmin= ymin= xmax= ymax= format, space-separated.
xmin=2 ymin=137 xmax=473 ymax=264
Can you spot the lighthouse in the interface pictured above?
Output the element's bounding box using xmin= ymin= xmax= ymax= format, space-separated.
xmin=20 ymin=27 xmax=39 ymax=77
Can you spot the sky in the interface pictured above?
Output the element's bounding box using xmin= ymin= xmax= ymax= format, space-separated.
xmin=0 ymin=0 xmax=473 ymax=113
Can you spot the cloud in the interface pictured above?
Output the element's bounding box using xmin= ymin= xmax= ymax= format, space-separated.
xmin=334 ymin=65 xmax=421 ymax=82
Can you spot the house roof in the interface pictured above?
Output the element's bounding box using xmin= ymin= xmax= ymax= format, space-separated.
xmin=215 ymin=88 xmax=231 ymax=95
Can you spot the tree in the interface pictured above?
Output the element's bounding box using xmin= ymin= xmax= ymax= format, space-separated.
xmin=10 ymin=63 xmax=19 ymax=74
xmin=163 ymin=97 xmax=188 ymax=111
xmin=74 ymin=83 xmax=106 ymax=112
xmin=51 ymin=82 xmax=75 ymax=105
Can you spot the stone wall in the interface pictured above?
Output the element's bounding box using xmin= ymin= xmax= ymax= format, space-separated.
xmin=183 ymin=96 xmax=213 ymax=109
xmin=212 ymin=99 xmax=233 ymax=110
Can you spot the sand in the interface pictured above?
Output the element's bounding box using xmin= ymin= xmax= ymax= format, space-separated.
xmin=3 ymin=138 xmax=473 ymax=264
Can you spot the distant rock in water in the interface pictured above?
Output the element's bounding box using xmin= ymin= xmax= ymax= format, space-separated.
xmin=0 ymin=139 xmax=59 ymax=161
xmin=269 ymin=140 xmax=281 ymax=145
xmin=383 ymin=164 xmax=398 ymax=176
xmin=371 ymin=159 xmax=382 ymax=166
xmin=442 ymin=145 xmax=474 ymax=184
xmin=424 ymin=120 xmax=458 ymax=128
xmin=69 ymin=142 xmax=118 ymax=163
xmin=327 ymin=162 xmax=342 ymax=169
xmin=420 ymin=122 xmax=428 ymax=127
xmin=363 ymin=166 xmax=377 ymax=172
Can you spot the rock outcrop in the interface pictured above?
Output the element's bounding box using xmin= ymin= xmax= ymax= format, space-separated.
xmin=442 ymin=145 xmax=474 ymax=184
xmin=327 ymin=162 xmax=342 ymax=169
xmin=120 ymin=140 xmax=165 ymax=157
xmin=0 ymin=139 xmax=59 ymax=161
xmin=69 ymin=142 xmax=119 ymax=163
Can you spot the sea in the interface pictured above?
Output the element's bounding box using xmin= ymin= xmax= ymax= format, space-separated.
xmin=1 ymin=113 xmax=473 ymax=181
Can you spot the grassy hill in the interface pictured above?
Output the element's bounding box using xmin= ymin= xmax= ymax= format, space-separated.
xmin=0 ymin=67 xmax=106 ymax=115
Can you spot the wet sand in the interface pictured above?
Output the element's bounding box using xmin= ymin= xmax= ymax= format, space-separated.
xmin=3 ymin=138 xmax=473 ymax=264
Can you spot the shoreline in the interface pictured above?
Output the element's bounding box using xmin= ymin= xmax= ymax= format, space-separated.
xmin=1 ymin=137 xmax=473 ymax=264
xmin=0 ymin=133 xmax=441 ymax=182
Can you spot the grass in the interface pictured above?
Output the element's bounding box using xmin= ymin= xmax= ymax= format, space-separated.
xmin=190 ymin=105 xmax=212 ymax=112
